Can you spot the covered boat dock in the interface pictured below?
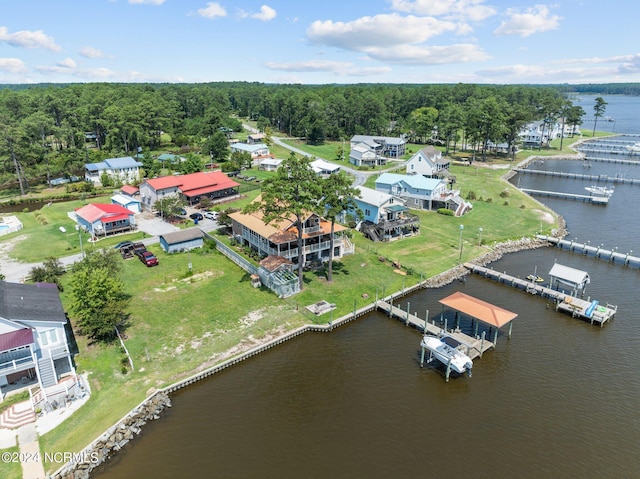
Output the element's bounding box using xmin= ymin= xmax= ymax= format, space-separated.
xmin=548 ymin=263 xmax=590 ymax=297
xmin=439 ymin=291 xmax=518 ymax=346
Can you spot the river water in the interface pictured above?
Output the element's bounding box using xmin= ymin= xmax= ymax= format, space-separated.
xmin=92 ymin=97 xmax=640 ymax=479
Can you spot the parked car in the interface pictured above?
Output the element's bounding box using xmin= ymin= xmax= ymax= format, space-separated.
xmin=120 ymin=244 xmax=135 ymax=259
xmin=138 ymin=251 xmax=159 ymax=267
xmin=114 ymin=240 xmax=134 ymax=250
xmin=189 ymin=212 xmax=203 ymax=222
xmin=203 ymin=211 xmax=219 ymax=220
xmin=132 ymin=242 xmax=147 ymax=255
xmin=179 ymin=208 xmax=187 ymax=216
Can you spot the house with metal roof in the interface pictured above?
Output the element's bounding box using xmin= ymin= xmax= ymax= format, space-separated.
xmin=349 ymin=135 xmax=406 ymax=158
xmin=228 ymin=199 xmax=354 ymax=269
xmin=230 ymin=142 xmax=270 ymax=161
xmin=405 ymin=146 xmax=450 ymax=178
xmin=139 ymin=171 xmax=240 ymax=210
xmin=0 ymin=282 xmax=75 ymax=398
xmin=159 ymin=228 xmax=205 ymax=253
xmin=310 ymin=159 xmax=340 ymax=177
xmin=111 ymin=194 xmax=141 ymax=213
xmin=84 ymin=156 xmax=142 ymax=185
xmin=352 ymin=186 xmax=419 ymax=242
xmin=348 ymin=143 xmax=385 ymax=168
xmin=75 ymin=203 xmax=135 ymax=238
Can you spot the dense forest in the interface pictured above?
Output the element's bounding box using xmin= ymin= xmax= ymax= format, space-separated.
xmin=0 ymin=81 xmax=617 ymax=191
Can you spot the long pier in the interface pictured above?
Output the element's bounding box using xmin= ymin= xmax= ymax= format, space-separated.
xmin=537 ymin=235 xmax=640 ymax=268
xmin=515 ymin=168 xmax=640 ymax=185
xmin=463 ymin=263 xmax=617 ymax=327
xmin=520 ymin=188 xmax=609 ymax=203
xmin=375 ymin=300 xmax=494 ymax=360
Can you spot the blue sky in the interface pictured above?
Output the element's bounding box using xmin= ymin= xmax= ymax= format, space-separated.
xmin=1 ymin=0 xmax=639 ymax=85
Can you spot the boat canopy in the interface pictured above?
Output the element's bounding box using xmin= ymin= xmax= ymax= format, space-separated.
xmin=548 ymin=263 xmax=590 ymax=292
xmin=438 ymin=291 xmax=518 ymax=328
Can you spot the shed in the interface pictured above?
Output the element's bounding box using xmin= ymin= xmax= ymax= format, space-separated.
xmin=548 ymin=263 xmax=590 ymax=296
xmin=439 ymin=291 xmax=518 ymax=345
xmin=159 ymin=228 xmax=205 ymax=253
xmin=111 ymin=193 xmax=141 ymax=213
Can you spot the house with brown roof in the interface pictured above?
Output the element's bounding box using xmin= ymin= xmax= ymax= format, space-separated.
xmin=228 ymin=201 xmax=355 ymax=269
xmin=139 ymin=171 xmax=240 ymax=211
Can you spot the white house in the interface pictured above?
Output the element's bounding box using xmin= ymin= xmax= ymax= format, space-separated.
xmin=84 ymin=156 xmax=142 ymax=185
xmin=0 ymin=282 xmax=75 ymax=396
xmin=349 ymin=135 xmax=406 ymax=158
xmin=349 ymin=143 xmax=385 ymax=168
xmin=259 ymin=158 xmax=283 ymax=171
xmin=230 ymin=142 xmax=270 ymax=161
xmin=405 ymin=146 xmax=450 ymax=177
xmin=310 ymin=159 xmax=340 ymax=177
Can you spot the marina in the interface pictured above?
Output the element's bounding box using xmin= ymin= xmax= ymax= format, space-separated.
xmin=463 ymin=263 xmax=617 ymax=326
xmin=537 ymin=235 xmax=640 ymax=267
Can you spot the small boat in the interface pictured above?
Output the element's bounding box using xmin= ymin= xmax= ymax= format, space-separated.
xmin=420 ymin=335 xmax=473 ymax=376
xmin=626 ymin=142 xmax=640 ymax=153
xmin=526 ymin=265 xmax=544 ymax=283
xmin=585 ymin=185 xmax=614 ymax=197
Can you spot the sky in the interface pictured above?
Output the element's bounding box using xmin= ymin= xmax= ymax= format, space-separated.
xmin=0 ymin=0 xmax=639 ymax=85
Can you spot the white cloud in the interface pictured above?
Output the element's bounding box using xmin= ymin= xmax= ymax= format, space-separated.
xmin=197 ymin=2 xmax=227 ymax=19
xmin=57 ymin=57 xmax=76 ymax=68
xmin=364 ymin=43 xmax=490 ymax=65
xmin=494 ymin=5 xmax=561 ymax=37
xmin=0 ymin=58 xmax=28 ymax=74
xmin=0 ymin=26 xmax=61 ymax=52
xmin=251 ymin=5 xmax=277 ymax=22
xmin=264 ymin=60 xmax=391 ymax=77
xmin=79 ymin=46 xmax=106 ymax=59
xmin=390 ymin=0 xmax=496 ymax=21
xmin=128 ymin=0 xmax=165 ymax=4
xmin=307 ymin=14 xmax=459 ymax=50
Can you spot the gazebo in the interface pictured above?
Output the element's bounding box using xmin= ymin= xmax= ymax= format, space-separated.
xmin=438 ymin=291 xmax=518 ymax=345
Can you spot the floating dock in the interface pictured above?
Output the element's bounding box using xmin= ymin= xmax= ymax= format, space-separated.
xmin=463 ymin=263 xmax=617 ymax=327
xmin=514 ymin=168 xmax=640 ymax=186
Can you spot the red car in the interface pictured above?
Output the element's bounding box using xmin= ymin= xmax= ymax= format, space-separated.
xmin=138 ymin=251 xmax=159 ymax=267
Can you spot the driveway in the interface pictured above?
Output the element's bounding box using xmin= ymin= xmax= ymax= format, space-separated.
xmin=135 ymin=212 xmax=180 ymax=236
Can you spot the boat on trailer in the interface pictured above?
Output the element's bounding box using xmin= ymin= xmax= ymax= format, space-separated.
xmin=420 ymin=334 xmax=473 ymax=377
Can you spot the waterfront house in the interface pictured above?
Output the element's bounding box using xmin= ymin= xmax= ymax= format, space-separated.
xmin=0 ymin=282 xmax=75 ymax=397
xmin=228 ymin=200 xmax=355 ymax=269
xmin=405 ymin=146 xmax=450 ymax=178
xmin=159 ymin=228 xmax=205 ymax=253
xmin=352 ymin=186 xmax=420 ymax=242
xmin=75 ymin=203 xmax=136 ymax=238
xmin=139 ymin=171 xmax=240 ymax=211
xmin=84 ymin=156 xmax=142 ymax=185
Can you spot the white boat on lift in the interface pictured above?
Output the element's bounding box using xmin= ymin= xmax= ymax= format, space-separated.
xmin=626 ymin=142 xmax=640 ymax=153
xmin=420 ymin=334 xmax=473 ymax=377
xmin=585 ymin=185 xmax=614 ymax=197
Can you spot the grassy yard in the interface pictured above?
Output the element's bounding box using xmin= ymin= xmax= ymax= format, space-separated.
xmin=8 ymin=142 xmax=562 ymax=474
xmin=0 ymin=445 xmax=21 ymax=479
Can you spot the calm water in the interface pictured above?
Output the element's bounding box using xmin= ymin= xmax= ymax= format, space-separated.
xmin=93 ymin=97 xmax=640 ymax=479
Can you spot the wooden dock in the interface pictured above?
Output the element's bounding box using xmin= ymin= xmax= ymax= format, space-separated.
xmin=463 ymin=263 xmax=617 ymax=326
xmin=520 ymin=188 xmax=609 ymax=204
xmin=375 ymin=300 xmax=494 ymax=360
xmin=514 ymin=168 xmax=640 ymax=186
xmin=537 ymin=235 xmax=640 ymax=268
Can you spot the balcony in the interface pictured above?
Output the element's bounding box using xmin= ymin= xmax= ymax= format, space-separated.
xmin=0 ymin=354 xmax=36 ymax=375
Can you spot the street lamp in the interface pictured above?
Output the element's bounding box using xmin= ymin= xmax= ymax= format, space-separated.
xmin=458 ymin=224 xmax=464 ymax=263
xmin=478 ymin=227 xmax=483 ymax=247
xmin=75 ymin=224 xmax=84 ymax=257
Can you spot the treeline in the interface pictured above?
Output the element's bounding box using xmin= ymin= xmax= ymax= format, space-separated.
xmin=0 ymin=82 xmax=589 ymax=191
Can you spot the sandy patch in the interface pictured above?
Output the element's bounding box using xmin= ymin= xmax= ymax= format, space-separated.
xmin=393 ymin=269 xmax=407 ymax=275
xmin=533 ymin=209 xmax=555 ymax=223
xmin=239 ymin=310 xmax=264 ymax=328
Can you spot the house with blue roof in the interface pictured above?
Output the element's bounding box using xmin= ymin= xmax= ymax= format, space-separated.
xmin=375 ymin=172 xmax=472 ymax=216
xmin=351 ymin=186 xmax=420 ymax=242
xmin=84 ymin=156 xmax=143 ymax=185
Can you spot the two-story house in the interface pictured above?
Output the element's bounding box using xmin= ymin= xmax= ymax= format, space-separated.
xmin=230 ymin=142 xmax=271 ymax=162
xmin=75 ymin=203 xmax=136 ymax=238
xmin=84 ymin=156 xmax=143 ymax=185
xmin=228 ymin=200 xmax=355 ymax=269
xmin=352 ymin=186 xmax=420 ymax=242
xmin=349 ymin=135 xmax=406 ymax=158
xmin=349 ymin=142 xmax=385 ymax=168
xmin=0 ymin=282 xmax=75 ymax=399
xmin=405 ymin=146 xmax=450 ymax=178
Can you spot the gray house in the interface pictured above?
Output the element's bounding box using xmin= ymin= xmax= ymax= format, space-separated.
xmin=159 ymin=228 xmax=205 ymax=253
xmin=0 ymin=282 xmax=75 ymax=397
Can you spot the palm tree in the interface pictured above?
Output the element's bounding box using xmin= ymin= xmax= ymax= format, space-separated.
xmin=592 ymin=97 xmax=607 ymax=137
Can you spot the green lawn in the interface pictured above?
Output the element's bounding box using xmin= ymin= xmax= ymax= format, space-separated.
xmin=0 ymin=445 xmax=21 ymax=479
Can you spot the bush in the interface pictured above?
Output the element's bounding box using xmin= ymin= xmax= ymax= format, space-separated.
xmin=437 ymin=208 xmax=454 ymax=216
xmin=499 ymin=190 xmax=510 ymax=198
xmin=466 ymin=190 xmax=477 ymax=200
xmin=485 ymin=197 xmax=493 ymax=203
xmin=503 ymin=201 xmax=509 ymax=206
